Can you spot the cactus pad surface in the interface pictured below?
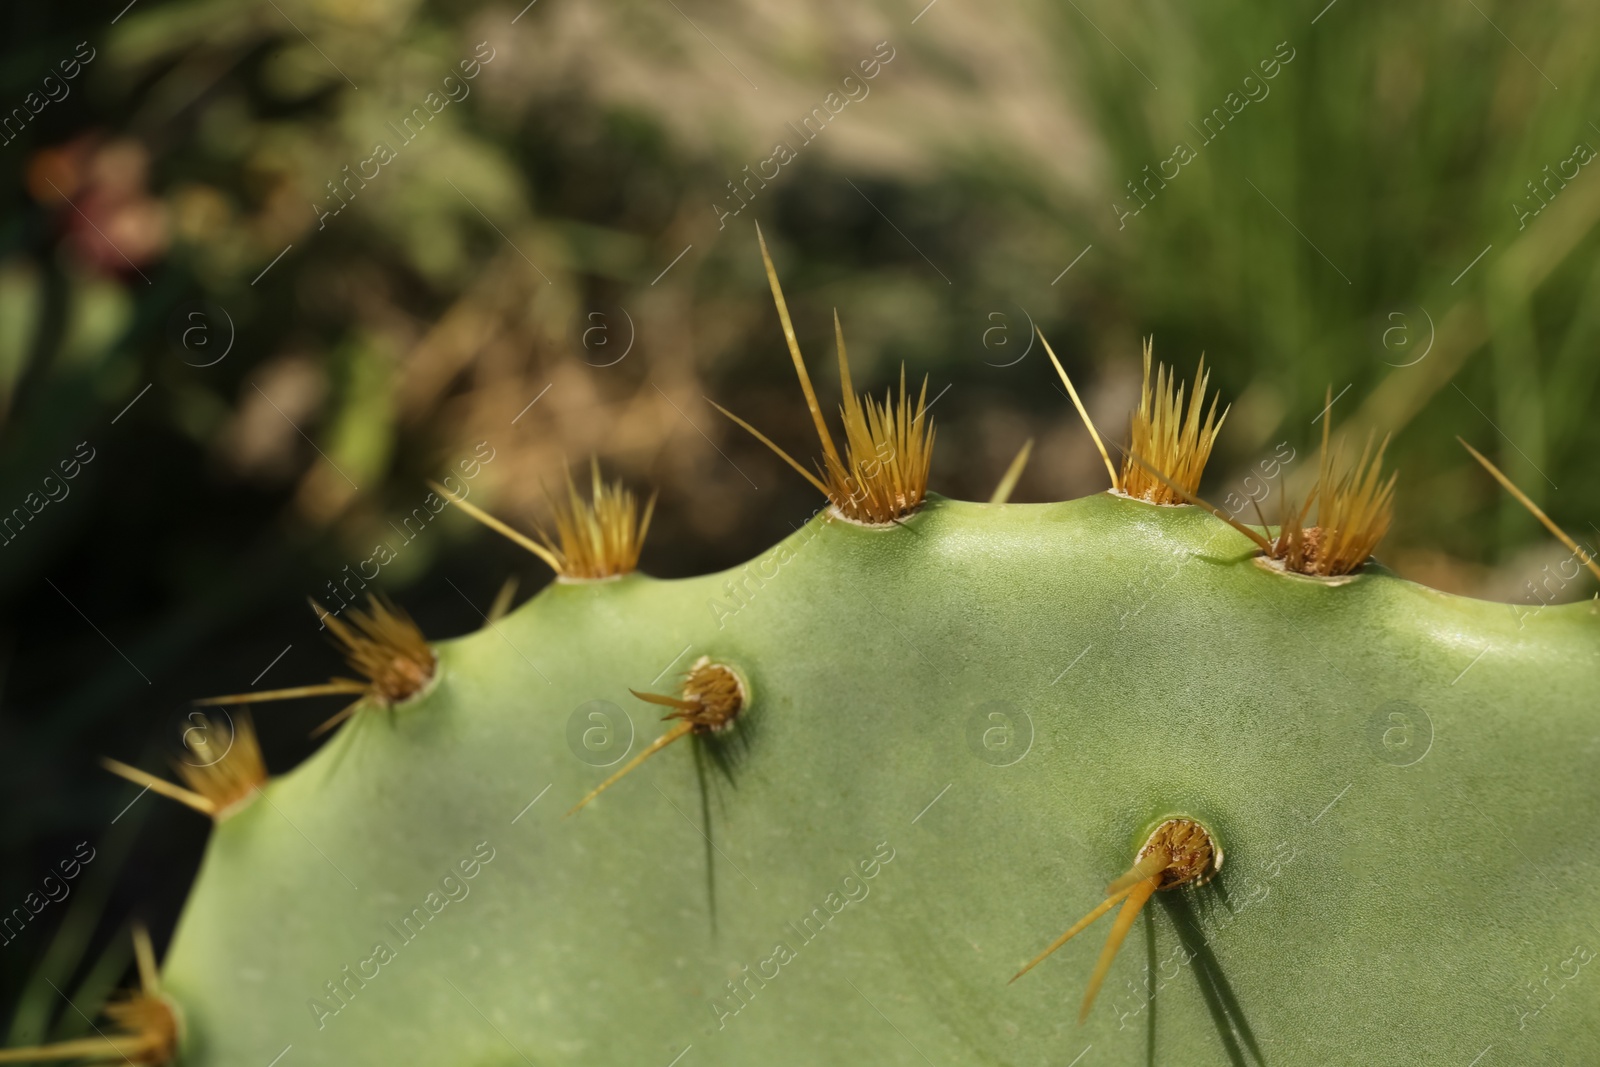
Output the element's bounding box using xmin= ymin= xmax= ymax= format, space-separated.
xmin=153 ymin=492 xmax=1600 ymax=1065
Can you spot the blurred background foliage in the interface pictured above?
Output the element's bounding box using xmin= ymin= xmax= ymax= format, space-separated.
xmin=2 ymin=0 xmax=1597 ymax=1045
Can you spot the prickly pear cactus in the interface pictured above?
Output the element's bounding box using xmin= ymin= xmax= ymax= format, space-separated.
xmin=151 ymin=490 xmax=1598 ymax=1066
xmin=17 ymin=242 xmax=1598 ymax=1067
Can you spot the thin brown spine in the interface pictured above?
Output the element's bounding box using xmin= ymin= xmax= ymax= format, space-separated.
xmin=193 ymin=680 xmax=366 ymax=706
xmin=1459 ymin=437 xmax=1600 ymax=584
xmin=485 ymin=576 xmax=520 ymax=623
xmin=1010 ymin=819 xmax=1218 ymax=1023
xmin=989 ymin=438 xmax=1035 ymax=504
xmin=309 ymin=701 xmax=362 ymax=739
xmin=1008 ymin=886 xmax=1136 ymax=985
xmin=716 ymin=237 xmax=934 ymax=524
xmin=566 ymin=720 xmax=695 ymax=816
xmin=1078 ymin=876 xmax=1160 ymax=1024
xmin=430 ymin=478 xmax=563 ymax=572
xmin=1038 ymin=327 xmax=1119 ymax=490
xmin=1121 ymin=339 xmax=1230 ymax=502
xmin=1105 ymin=845 xmax=1171 ymax=895
xmin=101 ymin=759 xmax=217 ymax=818
xmin=1118 ymin=446 xmax=1273 ymax=552
xmin=707 ymin=399 xmax=831 ymax=496
xmin=755 ymin=222 xmax=846 ymax=478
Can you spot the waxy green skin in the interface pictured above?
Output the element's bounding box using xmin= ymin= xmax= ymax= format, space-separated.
xmin=160 ymin=493 xmax=1600 ymax=1066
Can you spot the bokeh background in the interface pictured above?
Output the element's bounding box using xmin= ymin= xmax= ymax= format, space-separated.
xmin=3 ymin=0 xmax=1597 ymax=1047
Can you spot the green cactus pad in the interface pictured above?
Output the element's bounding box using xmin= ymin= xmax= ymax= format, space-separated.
xmin=159 ymin=492 xmax=1600 ymax=1066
